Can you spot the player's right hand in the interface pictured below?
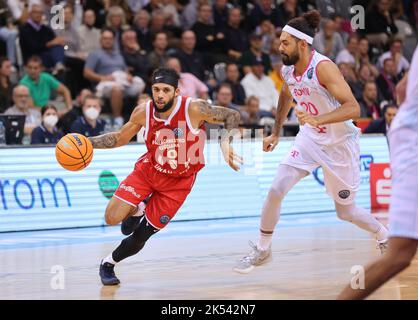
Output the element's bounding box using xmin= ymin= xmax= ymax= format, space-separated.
xmin=263 ymin=134 xmax=279 ymax=152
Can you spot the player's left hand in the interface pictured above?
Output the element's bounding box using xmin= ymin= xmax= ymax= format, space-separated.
xmin=221 ymin=142 xmax=243 ymax=171
xmin=296 ymin=109 xmax=319 ymax=127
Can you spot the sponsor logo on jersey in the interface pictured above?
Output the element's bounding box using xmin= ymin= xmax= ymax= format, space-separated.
xmin=307 ymin=67 xmax=314 ymax=79
xmin=160 ymin=214 xmax=170 ymax=224
xmin=338 ymin=190 xmax=350 ymax=199
xmin=119 ymin=183 xmax=141 ymax=199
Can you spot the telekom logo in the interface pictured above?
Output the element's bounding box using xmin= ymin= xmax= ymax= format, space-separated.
xmin=290 ymin=150 xmax=299 ymax=158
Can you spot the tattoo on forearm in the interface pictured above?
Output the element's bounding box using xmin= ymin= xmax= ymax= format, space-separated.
xmin=89 ymin=133 xmax=118 ymax=149
xmin=196 ymin=100 xmax=240 ymax=130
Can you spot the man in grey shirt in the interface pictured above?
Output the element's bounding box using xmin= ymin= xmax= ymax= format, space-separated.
xmin=84 ymin=28 xmax=144 ymax=127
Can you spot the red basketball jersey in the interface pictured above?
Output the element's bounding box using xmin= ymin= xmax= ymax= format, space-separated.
xmin=143 ymin=95 xmax=206 ymax=177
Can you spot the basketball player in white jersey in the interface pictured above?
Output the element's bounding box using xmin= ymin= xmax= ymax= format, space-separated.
xmin=338 ymin=45 xmax=418 ymax=299
xmin=234 ymin=10 xmax=389 ymax=274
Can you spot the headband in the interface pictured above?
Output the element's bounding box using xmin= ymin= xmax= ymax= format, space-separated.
xmin=282 ymin=25 xmax=313 ymax=45
xmin=152 ymin=74 xmax=178 ymax=88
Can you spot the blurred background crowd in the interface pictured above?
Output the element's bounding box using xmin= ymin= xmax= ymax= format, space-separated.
xmin=0 ymin=0 xmax=417 ymax=144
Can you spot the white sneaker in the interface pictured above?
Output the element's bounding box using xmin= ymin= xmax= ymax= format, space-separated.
xmin=233 ymin=241 xmax=272 ymax=274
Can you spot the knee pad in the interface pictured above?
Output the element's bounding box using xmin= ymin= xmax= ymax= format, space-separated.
xmin=132 ymin=217 xmax=159 ymax=243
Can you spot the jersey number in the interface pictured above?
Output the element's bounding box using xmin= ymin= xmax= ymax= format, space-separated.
xmin=300 ymin=101 xmax=327 ymax=134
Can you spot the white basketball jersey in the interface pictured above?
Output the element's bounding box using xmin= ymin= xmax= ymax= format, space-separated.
xmin=282 ymin=50 xmax=360 ymax=145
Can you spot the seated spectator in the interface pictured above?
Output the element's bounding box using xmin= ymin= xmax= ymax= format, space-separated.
xmin=70 ymin=94 xmax=105 ymax=137
xmin=258 ymin=19 xmax=276 ymax=54
xmin=20 ymin=56 xmax=73 ymax=115
xmin=223 ymin=7 xmax=248 ymax=61
xmin=357 ymin=63 xmax=378 ymax=87
xmin=77 ymin=9 xmax=101 ymax=57
xmin=133 ymin=10 xmax=153 ymax=53
xmin=224 ymin=63 xmax=246 ymax=106
xmin=241 ymin=56 xmax=278 ymax=116
xmin=147 ymin=31 xmax=170 ymax=71
xmin=247 ymin=0 xmax=281 ymax=32
xmin=243 ymin=95 xmax=262 ymax=126
xmin=238 ymin=33 xmax=272 ymax=75
xmin=171 ymin=30 xmax=207 ymax=81
xmin=335 ymin=34 xmax=358 ymax=67
xmin=0 ymin=57 xmax=13 ymax=113
xmin=364 ymin=103 xmax=398 ymax=135
xmin=212 ymin=0 xmax=229 ymax=31
xmin=214 ymin=82 xmax=242 ymax=113
xmin=363 ymin=0 xmax=398 ymax=46
xmin=83 ymin=28 xmax=145 ymax=126
xmin=338 ymin=62 xmax=362 ymax=101
xmin=359 ymin=81 xmax=382 ymax=119
xmin=269 ymin=56 xmax=285 ymax=98
xmin=4 ymin=85 xmax=41 ymax=136
xmin=376 ymin=57 xmax=400 ymax=103
xmin=31 ymin=105 xmax=63 ymax=144
xmin=331 ymin=14 xmax=349 ymax=44
xmin=166 ymin=57 xmax=208 ymax=99
xmin=60 ymin=88 xmax=93 ymax=134
xmin=0 ymin=1 xmax=18 ymax=67
xmin=192 ymin=3 xmax=227 ymax=66
xmin=313 ymin=18 xmax=345 ymax=62
xmin=106 ymin=6 xmax=129 ymax=53
xmin=121 ymin=29 xmax=148 ymax=81
xmin=7 ymin=0 xmax=39 ymax=25
xmin=377 ymin=39 xmax=410 ymax=77
xmin=19 ymin=4 xmax=65 ymax=72
xmin=276 ymin=0 xmax=301 ymax=28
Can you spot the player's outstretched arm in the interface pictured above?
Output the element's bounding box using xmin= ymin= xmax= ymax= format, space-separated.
xmin=189 ymin=99 xmax=243 ymax=171
xmin=264 ymin=82 xmax=293 ymax=152
xmin=296 ymin=61 xmax=360 ymax=126
xmin=88 ymin=104 xmax=146 ymax=149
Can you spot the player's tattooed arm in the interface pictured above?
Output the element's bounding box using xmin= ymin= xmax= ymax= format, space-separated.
xmin=88 ymin=104 xmax=146 ymax=149
xmin=190 ymin=99 xmax=243 ymax=171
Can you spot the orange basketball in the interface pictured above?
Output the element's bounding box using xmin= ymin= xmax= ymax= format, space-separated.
xmin=55 ymin=133 xmax=94 ymax=171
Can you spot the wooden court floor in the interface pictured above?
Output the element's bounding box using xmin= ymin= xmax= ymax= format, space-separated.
xmin=1 ymin=214 xmax=417 ymax=300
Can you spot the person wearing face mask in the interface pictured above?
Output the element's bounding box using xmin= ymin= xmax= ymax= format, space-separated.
xmin=70 ymin=94 xmax=105 ymax=137
xmin=30 ymin=105 xmax=62 ymax=144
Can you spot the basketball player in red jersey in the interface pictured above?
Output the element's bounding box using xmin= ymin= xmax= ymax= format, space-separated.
xmin=89 ymin=68 xmax=243 ymax=285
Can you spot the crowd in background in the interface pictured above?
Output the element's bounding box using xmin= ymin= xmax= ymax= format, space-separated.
xmin=0 ymin=0 xmax=417 ymax=144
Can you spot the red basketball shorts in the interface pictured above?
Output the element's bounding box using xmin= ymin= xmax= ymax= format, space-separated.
xmin=113 ymin=156 xmax=197 ymax=229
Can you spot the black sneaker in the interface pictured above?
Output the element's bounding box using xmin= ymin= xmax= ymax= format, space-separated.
xmin=121 ymin=216 xmax=142 ymax=235
xmin=99 ymin=260 xmax=120 ymax=286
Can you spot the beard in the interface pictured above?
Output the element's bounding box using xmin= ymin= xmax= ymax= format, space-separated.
xmin=152 ymin=96 xmax=175 ymax=113
xmin=281 ymin=51 xmax=300 ymax=66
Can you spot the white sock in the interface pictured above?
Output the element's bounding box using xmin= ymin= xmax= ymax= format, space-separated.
xmin=257 ymin=232 xmax=273 ymax=251
xmin=132 ymin=202 xmax=146 ymax=217
xmin=102 ymin=253 xmax=117 ymax=265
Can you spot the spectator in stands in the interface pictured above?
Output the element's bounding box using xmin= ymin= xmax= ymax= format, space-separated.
xmin=269 ymin=56 xmax=285 ymax=98
xmin=84 ymin=28 xmax=145 ymax=126
xmin=106 ymin=6 xmax=128 ymax=53
xmin=0 ymin=57 xmax=13 ymax=113
xmin=147 ymin=31 xmax=169 ymax=71
xmin=223 ymin=7 xmax=248 ymax=61
xmin=376 ymin=57 xmax=400 ymax=103
xmin=247 ymin=0 xmax=281 ymax=31
xmin=70 ymin=94 xmax=105 ymax=137
xmin=133 ymin=10 xmax=153 ymax=53
xmin=338 ymin=62 xmax=362 ymax=101
xmin=0 ymin=0 xmax=18 ymax=67
xmin=242 ymin=95 xmax=262 ymax=126
xmin=121 ymin=29 xmax=148 ymax=81
xmin=378 ymin=38 xmax=410 ymax=77
xmin=336 ymin=34 xmax=359 ymax=67
xmin=83 ymin=0 xmax=107 ymax=28
xmin=359 ymin=81 xmax=381 ymax=119
xmin=357 ymin=63 xmax=378 ymax=87
xmin=60 ymin=88 xmax=92 ymax=134
xmin=239 ymin=33 xmax=272 ymax=75
xmin=258 ymin=19 xmax=276 ymax=54
xmin=19 ymin=4 xmax=66 ymax=72
xmin=331 ymin=14 xmax=349 ymax=44
xmin=20 ymin=56 xmax=73 ymax=116
xmin=78 ymin=9 xmax=101 ymax=56
xmin=214 ymin=82 xmax=242 ymax=114
xmin=171 ymin=30 xmax=207 ymax=80
xmin=7 ymin=0 xmax=38 ymax=25
xmin=363 ymin=0 xmax=398 ymax=46
xmin=212 ymin=0 xmax=229 ymax=31
xmin=364 ymin=103 xmax=398 ymax=135
xmin=30 ymin=105 xmax=62 ymax=144
xmin=224 ymin=62 xmax=246 ymax=106
xmin=276 ymin=0 xmax=301 ymax=28
xmin=166 ymin=57 xmax=208 ymax=99
xmin=241 ymin=56 xmax=278 ymax=117
xmin=192 ymin=3 xmax=226 ymax=65
xmin=4 ymin=85 xmax=41 ymax=135
xmin=313 ymin=18 xmax=345 ymax=62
